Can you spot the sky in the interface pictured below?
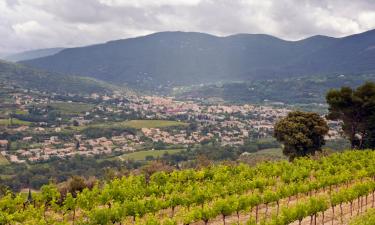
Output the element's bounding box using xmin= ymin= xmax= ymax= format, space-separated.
xmin=1 ymin=0 xmax=375 ymax=55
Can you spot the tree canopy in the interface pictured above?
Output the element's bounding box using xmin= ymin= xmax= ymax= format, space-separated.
xmin=326 ymin=82 xmax=375 ymax=149
xmin=274 ymin=111 xmax=329 ymax=160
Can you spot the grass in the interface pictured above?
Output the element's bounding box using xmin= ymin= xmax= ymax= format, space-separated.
xmin=240 ymin=148 xmax=286 ymax=166
xmin=120 ymin=120 xmax=188 ymax=129
xmin=49 ymin=102 xmax=94 ymax=114
xmin=67 ymin=119 xmax=188 ymax=131
xmin=0 ymin=118 xmax=31 ymax=126
xmin=251 ymin=148 xmax=285 ymax=157
xmin=15 ymin=109 xmax=28 ymax=115
xmin=0 ymin=154 xmax=9 ymax=165
xmin=118 ymin=149 xmax=185 ymax=161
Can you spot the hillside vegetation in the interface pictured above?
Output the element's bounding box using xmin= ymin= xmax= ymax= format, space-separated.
xmin=1 ymin=150 xmax=374 ymax=225
xmin=176 ymin=74 xmax=375 ymax=104
xmin=0 ymin=60 xmax=117 ymax=95
xmin=22 ymin=30 xmax=375 ymax=90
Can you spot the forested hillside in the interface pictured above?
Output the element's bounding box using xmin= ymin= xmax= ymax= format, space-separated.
xmin=0 ymin=60 xmax=116 ymax=95
xmin=22 ymin=30 xmax=375 ymax=89
xmin=1 ymin=150 xmax=374 ymax=225
xmin=175 ymin=74 xmax=375 ymax=104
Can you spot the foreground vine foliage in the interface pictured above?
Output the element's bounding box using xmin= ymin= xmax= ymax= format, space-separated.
xmin=349 ymin=208 xmax=375 ymax=225
xmin=1 ymin=150 xmax=375 ymax=225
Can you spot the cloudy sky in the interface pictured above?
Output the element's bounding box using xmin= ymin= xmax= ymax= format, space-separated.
xmin=1 ymin=0 xmax=375 ymax=55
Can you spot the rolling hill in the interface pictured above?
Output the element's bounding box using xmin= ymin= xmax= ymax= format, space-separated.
xmin=0 ymin=60 xmax=116 ymax=95
xmin=21 ymin=29 xmax=375 ymax=90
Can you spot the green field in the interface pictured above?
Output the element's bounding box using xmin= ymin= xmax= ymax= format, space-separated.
xmin=15 ymin=109 xmax=28 ymax=115
xmin=119 ymin=149 xmax=185 ymax=161
xmin=67 ymin=119 xmax=188 ymax=132
xmin=49 ymin=102 xmax=94 ymax=114
xmin=120 ymin=120 xmax=188 ymax=129
xmin=0 ymin=118 xmax=31 ymax=126
xmin=0 ymin=154 xmax=9 ymax=165
xmin=240 ymin=148 xmax=286 ymax=166
xmin=250 ymin=148 xmax=285 ymax=157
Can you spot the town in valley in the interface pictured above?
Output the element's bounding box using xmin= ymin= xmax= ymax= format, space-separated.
xmin=0 ymin=82 xmax=342 ymax=164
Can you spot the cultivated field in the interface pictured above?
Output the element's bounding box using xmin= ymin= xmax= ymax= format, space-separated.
xmin=1 ymin=150 xmax=374 ymax=224
xmin=250 ymin=148 xmax=284 ymax=157
xmin=120 ymin=120 xmax=188 ymax=129
xmin=118 ymin=149 xmax=185 ymax=161
xmin=49 ymin=102 xmax=95 ymax=114
xmin=68 ymin=119 xmax=188 ymax=131
xmin=0 ymin=118 xmax=31 ymax=126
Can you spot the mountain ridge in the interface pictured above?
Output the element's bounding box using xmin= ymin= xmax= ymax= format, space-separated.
xmin=4 ymin=48 xmax=65 ymax=62
xmin=22 ymin=29 xmax=375 ymax=89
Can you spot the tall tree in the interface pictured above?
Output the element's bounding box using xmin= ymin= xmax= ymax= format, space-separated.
xmin=326 ymin=82 xmax=375 ymax=149
xmin=274 ymin=111 xmax=329 ymax=160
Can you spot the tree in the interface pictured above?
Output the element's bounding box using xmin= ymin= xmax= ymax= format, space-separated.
xmin=326 ymin=82 xmax=375 ymax=149
xmin=274 ymin=111 xmax=329 ymax=160
xmin=73 ymin=120 xmax=79 ymax=126
xmin=67 ymin=176 xmax=87 ymax=197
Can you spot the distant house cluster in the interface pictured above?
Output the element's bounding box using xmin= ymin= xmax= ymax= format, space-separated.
xmin=0 ymin=86 xmax=342 ymax=164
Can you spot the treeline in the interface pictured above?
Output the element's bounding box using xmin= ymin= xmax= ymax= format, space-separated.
xmin=274 ymin=82 xmax=375 ymax=160
xmin=0 ymin=156 xmax=142 ymax=192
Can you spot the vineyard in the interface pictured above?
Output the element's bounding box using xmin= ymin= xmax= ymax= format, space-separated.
xmin=1 ymin=150 xmax=375 ymax=225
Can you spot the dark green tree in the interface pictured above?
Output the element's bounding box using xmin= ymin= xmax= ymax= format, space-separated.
xmin=67 ymin=176 xmax=87 ymax=197
xmin=326 ymin=82 xmax=375 ymax=149
xmin=73 ymin=120 xmax=79 ymax=126
xmin=274 ymin=111 xmax=329 ymax=160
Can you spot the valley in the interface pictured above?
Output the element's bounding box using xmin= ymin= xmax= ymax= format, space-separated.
xmin=0 ymin=10 xmax=374 ymax=223
xmin=0 ymin=77 xmax=346 ymax=192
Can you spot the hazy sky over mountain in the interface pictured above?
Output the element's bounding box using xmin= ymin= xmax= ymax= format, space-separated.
xmin=1 ymin=0 xmax=375 ymax=54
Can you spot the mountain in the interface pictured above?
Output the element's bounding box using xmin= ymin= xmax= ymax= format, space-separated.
xmin=286 ymin=29 xmax=375 ymax=74
xmin=4 ymin=48 xmax=64 ymax=62
xmin=22 ymin=30 xmax=375 ymax=89
xmin=0 ymin=60 xmax=116 ymax=95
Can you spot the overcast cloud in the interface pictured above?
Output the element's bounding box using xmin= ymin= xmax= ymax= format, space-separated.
xmin=1 ymin=0 xmax=375 ymax=54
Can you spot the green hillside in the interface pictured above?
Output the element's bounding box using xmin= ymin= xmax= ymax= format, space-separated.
xmin=175 ymin=73 xmax=375 ymax=104
xmin=0 ymin=60 xmax=117 ymax=95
